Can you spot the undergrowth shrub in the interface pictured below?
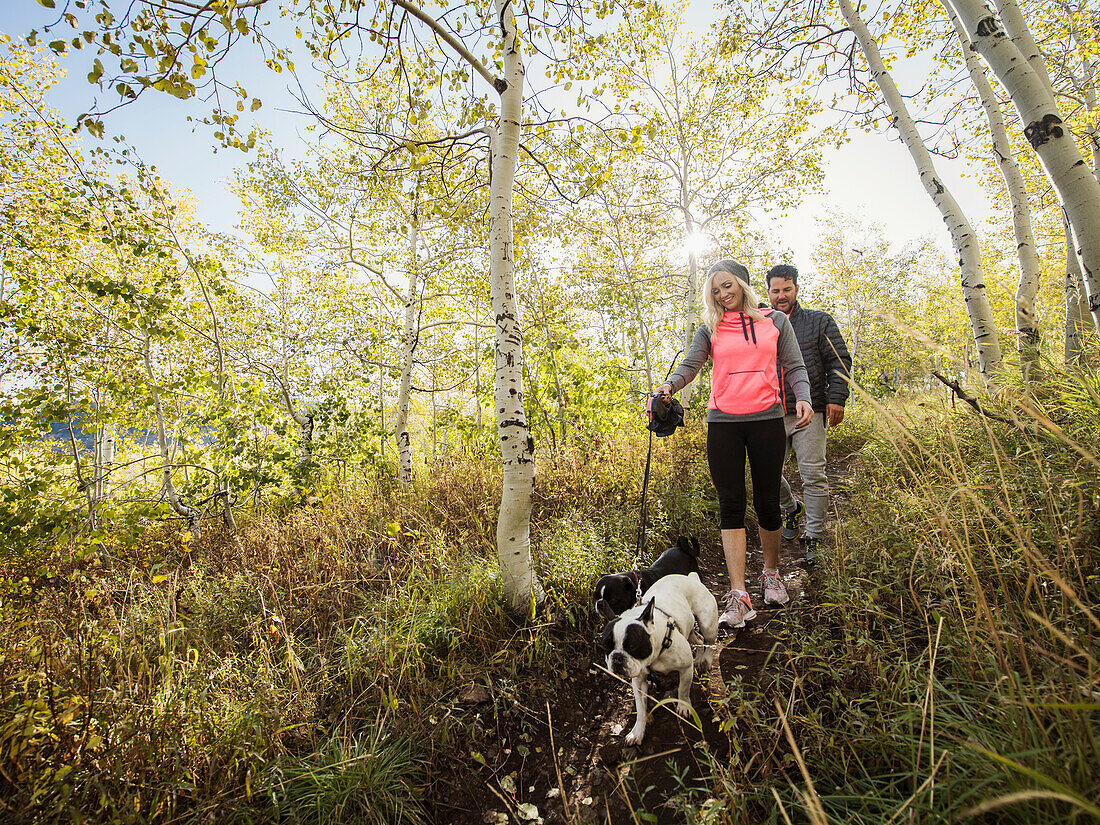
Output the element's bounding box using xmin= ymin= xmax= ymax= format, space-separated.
xmin=0 ymin=429 xmax=672 ymax=823
xmin=266 ymin=722 xmax=427 ymax=825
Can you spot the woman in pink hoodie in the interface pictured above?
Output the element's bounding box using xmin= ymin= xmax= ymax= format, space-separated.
xmin=657 ymin=260 xmax=812 ymax=628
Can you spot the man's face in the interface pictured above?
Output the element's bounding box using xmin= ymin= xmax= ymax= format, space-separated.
xmin=768 ymin=277 xmax=799 ymax=313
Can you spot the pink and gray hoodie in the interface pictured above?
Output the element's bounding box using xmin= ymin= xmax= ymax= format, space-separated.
xmin=666 ymin=309 xmax=811 ymax=422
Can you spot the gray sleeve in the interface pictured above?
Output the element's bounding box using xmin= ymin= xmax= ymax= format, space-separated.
xmin=775 ymin=315 xmax=811 ymax=404
xmin=665 ymin=326 xmax=711 ymax=393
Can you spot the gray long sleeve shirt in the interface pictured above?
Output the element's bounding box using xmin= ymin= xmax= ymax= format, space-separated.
xmin=667 ymin=310 xmax=811 ymax=423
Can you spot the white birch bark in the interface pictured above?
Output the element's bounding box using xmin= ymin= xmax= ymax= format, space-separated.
xmin=1080 ymin=54 xmax=1100 ymax=174
xmin=839 ymin=0 xmax=1003 ymax=373
xmin=680 ymin=185 xmax=699 ymax=408
xmin=531 ymin=267 xmax=568 ymax=445
xmin=93 ymin=426 xmax=115 ymax=505
xmin=275 ymin=366 xmax=314 ymax=477
xmin=489 ymin=0 xmax=544 ymax=614
xmin=142 ymin=330 xmax=201 ymax=534
xmin=949 ymin=7 xmax=1042 ymax=375
xmin=1064 ymin=213 xmax=1089 ymax=363
xmin=991 ymin=0 xmax=1055 ymax=95
xmin=947 ymin=0 xmax=1100 ymax=335
xmin=395 ymin=198 xmax=419 ymax=488
xmin=186 ymin=245 xmax=237 ymax=534
xmin=378 ymin=367 xmax=387 ymax=459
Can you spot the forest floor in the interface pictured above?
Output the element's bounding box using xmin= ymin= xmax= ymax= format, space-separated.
xmin=430 ymin=451 xmax=858 ymax=825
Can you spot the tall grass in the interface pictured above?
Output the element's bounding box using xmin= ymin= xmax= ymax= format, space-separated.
xmin=0 ymin=433 xmax=658 ymax=822
xmin=706 ymin=367 xmax=1100 ymax=823
xmin=4 ymin=371 xmax=1096 ymax=823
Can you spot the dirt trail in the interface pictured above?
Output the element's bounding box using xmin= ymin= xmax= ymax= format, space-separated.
xmin=432 ymin=459 xmax=854 ymax=825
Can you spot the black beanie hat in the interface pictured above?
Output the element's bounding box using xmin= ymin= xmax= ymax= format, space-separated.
xmin=707 ymin=259 xmax=751 ymax=288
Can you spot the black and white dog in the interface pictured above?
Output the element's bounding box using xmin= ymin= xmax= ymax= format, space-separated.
xmin=593 ymin=535 xmax=700 ymax=620
xmin=601 ymin=572 xmax=718 ymax=745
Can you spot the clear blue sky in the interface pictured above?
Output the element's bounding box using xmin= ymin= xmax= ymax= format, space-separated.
xmin=2 ymin=3 xmax=314 ymax=236
xmin=2 ymin=3 xmax=993 ymax=271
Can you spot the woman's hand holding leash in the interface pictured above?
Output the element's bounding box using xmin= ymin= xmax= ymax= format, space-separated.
xmin=794 ymin=400 xmax=813 ymax=429
xmin=655 ymin=383 xmax=673 ymax=398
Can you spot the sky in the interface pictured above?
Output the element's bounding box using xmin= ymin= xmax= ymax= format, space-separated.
xmin=1 ymin=2 xmax=995 ymax=279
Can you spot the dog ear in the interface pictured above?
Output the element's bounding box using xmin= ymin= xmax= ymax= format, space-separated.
xmin=690 ymin=536 xmax=699 ymax=556
xmin=639 ymin=597 xmax=655 ymax=624
xmin=596 ymin=598 xmax=617 ymax=621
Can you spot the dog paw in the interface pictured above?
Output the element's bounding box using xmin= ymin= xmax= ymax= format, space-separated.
xmin=625 ymin=728 xmax=644 ymax=746
xmin=676 ymin=701 xmax=693 ymax=719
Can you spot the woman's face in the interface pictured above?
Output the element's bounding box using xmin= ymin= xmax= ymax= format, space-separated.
xmin=711 ymin=271 xmax=745 ymax=312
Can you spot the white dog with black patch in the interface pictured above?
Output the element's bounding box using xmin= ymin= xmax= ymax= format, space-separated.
xmin=600 ymin=572 xmax=718 ymax=745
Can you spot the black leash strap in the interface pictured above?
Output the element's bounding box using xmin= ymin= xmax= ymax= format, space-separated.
xmin=636 ymin=428 xmax=654 ymax=567
xmin=635 ymin=351 xmax=683 ymax=569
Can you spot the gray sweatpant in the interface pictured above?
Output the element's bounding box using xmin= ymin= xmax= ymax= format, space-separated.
xmin=778 ymin=412 xmax=829 ymax=538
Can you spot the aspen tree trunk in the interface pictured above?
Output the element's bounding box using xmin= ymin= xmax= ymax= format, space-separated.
xmin=142 ymin=330 xmax=201 ymax=534
xmin=991 ymin=0 xmax=1054 ymax=94
xmin=839 ymin=0 xmax=1003 ymax=373
xmin=489 ymin=0 xmax=544 ymax=614
xmin=680 ymin=186 xmax=698 ymax=407
xmin=1081 ymin=55 xmax=1100 ymax=173
xmin=378 ymin=368 xmax=386 ymax=459
xmin=1082 ymin=56 xmax=1100 ymax=172
xmin=60 ymin=356 xmax=95 ymax=527
xmin=189 ymin=254 xmax=237 ymax=534
xmin=430 ymin=364 xmax=437 ymax=464
xmin=947 ymin=0 xmax=1100 ymax=335
xmin=276 ymin=368 xmax=314 ymax=471
xmin=67 ymin=419 xmax=95 ymax=528
xmin=396 ymin=197 xmax=419 ymax=488
xmin=94 ymin=426 xmax=115 ymax=505
xmin=949 ymin=7 xmax=1041 ymax=375
xmin=531 ymin=268 xmax=567 ymax=445
xmin=473 ymin=331 xmax=483 ymax=431
xmin=606 ymin=203 xmax=654 ymax=388
xmin=1064 ymin=213 xmax=1089 ymax=363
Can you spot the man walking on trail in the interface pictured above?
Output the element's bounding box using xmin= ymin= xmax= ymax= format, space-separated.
xmin=766 ymin=264 xmax=852 ymax=563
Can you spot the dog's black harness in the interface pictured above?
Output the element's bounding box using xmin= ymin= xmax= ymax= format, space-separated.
xmin=653 ymin=604 xmax=679 ymax=652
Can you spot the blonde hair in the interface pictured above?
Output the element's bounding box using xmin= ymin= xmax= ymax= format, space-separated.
xmin=701 ymin=260 xmax=767 ymax=332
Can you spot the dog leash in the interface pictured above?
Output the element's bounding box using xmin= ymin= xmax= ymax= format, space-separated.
xmin=636 ymin=351 xmax=683 ymax=579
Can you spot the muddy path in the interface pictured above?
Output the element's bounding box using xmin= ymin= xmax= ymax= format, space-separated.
xmin=431 ymin=454 xmax=856 ymax=825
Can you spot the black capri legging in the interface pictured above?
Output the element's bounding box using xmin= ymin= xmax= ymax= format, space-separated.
xmin=706 ymin=417 xmax=787 ymax=531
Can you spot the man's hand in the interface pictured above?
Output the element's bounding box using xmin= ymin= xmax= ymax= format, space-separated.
xmin=794 ymin=400 xmax=814 ymax=428
xmin=826 ymin=403 xmax=845 ymax=428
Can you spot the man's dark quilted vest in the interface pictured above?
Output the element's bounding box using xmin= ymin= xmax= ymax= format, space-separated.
xmin=780 ymin=302 xmax=853 ymax=414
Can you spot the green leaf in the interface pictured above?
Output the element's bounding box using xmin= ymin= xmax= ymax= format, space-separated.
xmin=37 ymin=0 xmax=56 ymax=7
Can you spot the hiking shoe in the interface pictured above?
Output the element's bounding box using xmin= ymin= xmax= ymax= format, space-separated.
xmin=719 ymin=590 xmax=757 ymax=629
xmin=782 ymin=500 xmax=805 ymax=540
xmin=802 ymin=536 xmax=821 ymax=565
xmin=762 ymin=569 xmax=790 ymax=606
